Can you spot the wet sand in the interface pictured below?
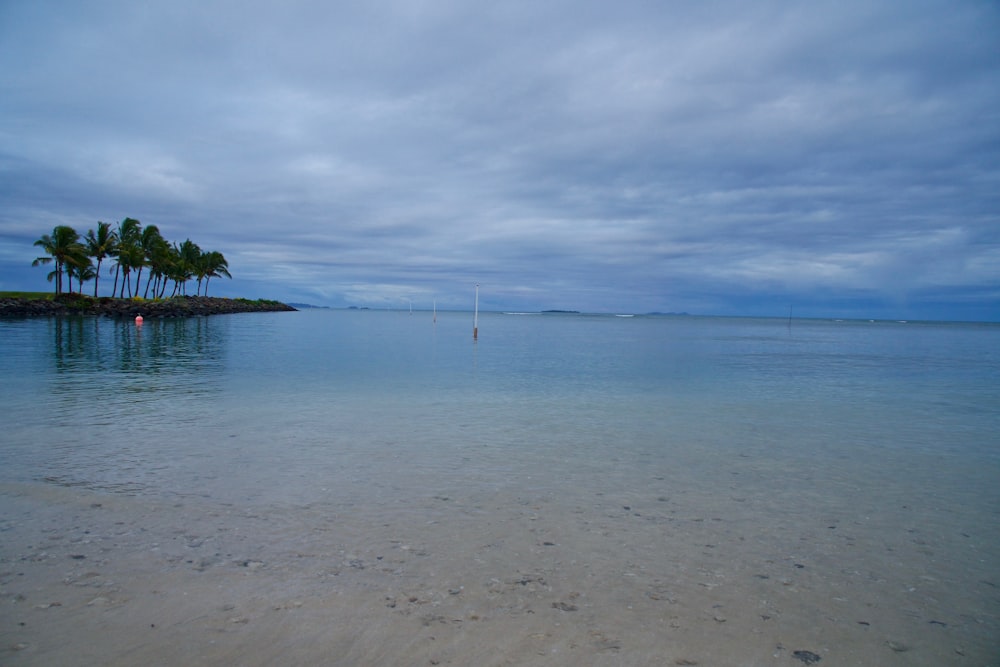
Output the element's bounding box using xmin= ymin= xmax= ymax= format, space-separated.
xmin=2 ymin=466 xmax=997 ymax=667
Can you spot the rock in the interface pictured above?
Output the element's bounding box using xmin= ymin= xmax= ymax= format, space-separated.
xmin=0 ymin=295 xmax=296 ymax=318
xmin=792 ymin=650 xmax=822 ymax=664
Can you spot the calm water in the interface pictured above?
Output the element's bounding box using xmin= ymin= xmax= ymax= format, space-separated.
xmin=2 ymin=310 xmax=998 ymax=506
xmin=3 ymin=310 xmax=1000 ymax=663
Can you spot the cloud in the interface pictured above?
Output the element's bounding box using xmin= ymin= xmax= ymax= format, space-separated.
xmin=1 ymin=0 xmax=998 ymax=319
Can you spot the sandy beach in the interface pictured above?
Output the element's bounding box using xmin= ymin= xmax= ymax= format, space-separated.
xmin=3 ymin=464 xmax=996 ymax=666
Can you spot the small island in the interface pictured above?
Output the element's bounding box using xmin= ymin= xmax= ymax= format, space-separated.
xmin=7 ymin=218 xmax=296 ymax=317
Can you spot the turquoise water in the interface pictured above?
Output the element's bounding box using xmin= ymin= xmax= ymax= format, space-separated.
xmin=3 ymin=311 xmax=997 ymax=501
xmin=2 ymin=310 xmax=999 ymax=664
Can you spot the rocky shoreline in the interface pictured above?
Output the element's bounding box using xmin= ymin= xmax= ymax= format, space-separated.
xmin=0 ymin=294 xmax=297 ymax=318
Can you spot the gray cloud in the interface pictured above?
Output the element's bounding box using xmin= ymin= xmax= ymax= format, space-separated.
xmin=2 ymin=0 xmax=998 ymax=319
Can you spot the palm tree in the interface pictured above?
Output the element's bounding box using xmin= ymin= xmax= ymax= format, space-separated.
xmin=143 ymin=234 xmax=171 ymax=298
xmin=32 ymin=232 xmax=60 ymax=292
xmin=175 ymin=239 xmax=201 ymax=296
xmin=31 ymin=220 xmax=234 ymax=300
xmin=157 ymin=244 xmax=180 ymax=297
xmin=32 ymin=225 xmax=85 ymax=294
xmin=114 ymin=218 xmax=141 ymax=297
xmin=85 ymin=221 xmax=119 ymax=297
xmin=133 ymin=224 xmax=167 ymax=297
xmin=67 ymin=259 xmax=97 ymax=294
xmin=200 ymin=251 xmax=231 ymax=296
xmin=160 ymin=243 xmax=191 ymax=296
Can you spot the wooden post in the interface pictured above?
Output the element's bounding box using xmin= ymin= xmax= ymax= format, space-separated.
xmin=473 ymin=283 xmax=479 ymax=340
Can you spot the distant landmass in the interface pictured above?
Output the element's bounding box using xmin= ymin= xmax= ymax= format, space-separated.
xmin=540 ymin=310 xmax=691 ymax=316
xmin=284 ymin=304 xmax=692 ymax=316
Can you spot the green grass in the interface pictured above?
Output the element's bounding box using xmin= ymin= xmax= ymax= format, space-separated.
xmin=0 ymin=291 xmax=52 ymax=299
xmin=235 ymin=297 xmax=282 ymax=305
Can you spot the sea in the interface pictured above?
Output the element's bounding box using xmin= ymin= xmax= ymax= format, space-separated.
xmin=1 ymin=309 xmax=998 ymax=665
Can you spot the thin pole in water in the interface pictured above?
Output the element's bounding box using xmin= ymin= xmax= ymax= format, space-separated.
xmin=473 ymin=283 xmax=479 ymax=340
xmin=433 ymin=299 xmax=437 ymax=323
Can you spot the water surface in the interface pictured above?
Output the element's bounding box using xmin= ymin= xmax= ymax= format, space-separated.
xmin=2 ymin=310 xmax=998 ymax=664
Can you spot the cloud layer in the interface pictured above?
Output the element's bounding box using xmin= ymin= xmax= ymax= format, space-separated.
xmin=2 ymin=0 xmax=998 ymax=319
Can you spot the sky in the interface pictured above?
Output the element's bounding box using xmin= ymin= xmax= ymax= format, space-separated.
xmin=1 ymin=1 xmax=998 ymax=320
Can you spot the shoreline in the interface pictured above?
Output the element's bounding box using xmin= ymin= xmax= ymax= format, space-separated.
xmin=0 ymin=295 xmax=297 ymax=318
xmin=2 ymin=469 xmax=995 ymax=667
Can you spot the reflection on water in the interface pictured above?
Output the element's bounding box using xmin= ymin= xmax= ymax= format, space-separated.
xmin=2 ymin=316 xmax=230 ymax=494
xmin=48 ymin=315 xmax=226 ymax=411
xmin=46 ymin=314 xmax=226 ymax=374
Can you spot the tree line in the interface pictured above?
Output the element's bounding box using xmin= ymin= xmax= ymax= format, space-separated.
xmin=32 ymin=218 xmax=231 ymax=298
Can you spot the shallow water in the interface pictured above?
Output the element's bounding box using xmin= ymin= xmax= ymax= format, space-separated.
xmin=1 ymin=311 xmax=998 ymax=665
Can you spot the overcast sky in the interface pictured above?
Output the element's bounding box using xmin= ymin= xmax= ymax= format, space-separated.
xmin=2 ymin=1 xmax=998 ymax=319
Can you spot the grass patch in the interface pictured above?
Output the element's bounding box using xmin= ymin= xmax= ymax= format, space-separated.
xmin=235 ymin=297 xmax=282 ymax=305
xmin=0 ymin=291 xmax=53 ymax=300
